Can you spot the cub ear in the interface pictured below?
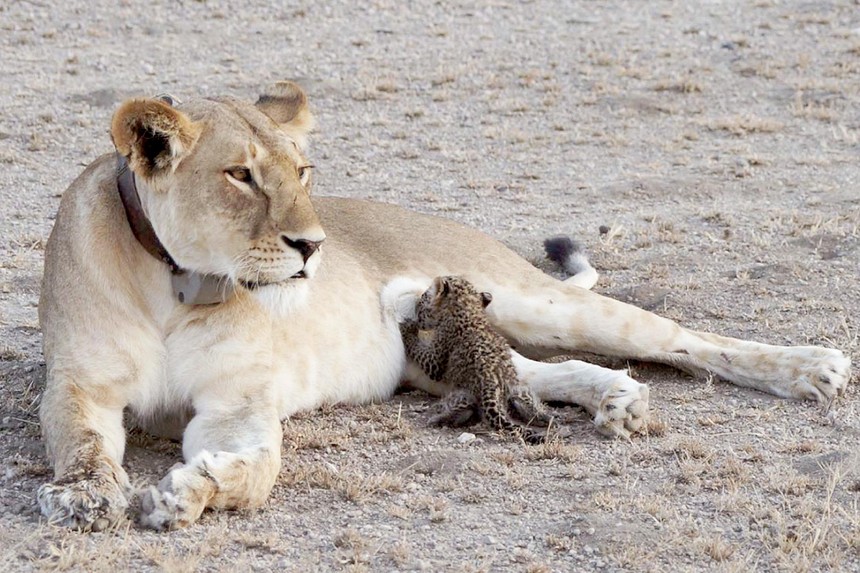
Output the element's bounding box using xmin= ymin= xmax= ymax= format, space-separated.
xmin=480 ymin=292 xmax=493 ymax=308
xmin=111 ymin=98 xmax=200 ymax=178
xmin=255 ymin=81 xmax=315 ymax=151
xmin=431 ymin=276 xmax=450 ymax=301
xmin=439 ymin=277 xmax=451 ymax=297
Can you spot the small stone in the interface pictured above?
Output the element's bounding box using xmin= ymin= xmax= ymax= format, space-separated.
xmin=457 ymin=432 xmax=476 ymax=444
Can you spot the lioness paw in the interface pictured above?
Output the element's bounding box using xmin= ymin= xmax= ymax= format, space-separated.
xmin=139 ymin=464 xmax=215 ymax=531
xmin=783 ymin=348 xmax=851 ymax=403
xmin=593 ymin=373 xmax=650 ymax=439
xmin=140 ymin=485 xmax=193 ymax=531
xmin=38 ymin=474 xmax=129 ymax=531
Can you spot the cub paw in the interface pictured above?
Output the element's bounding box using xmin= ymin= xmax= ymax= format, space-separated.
xmin=593 ymin=374 xmax=650 ymax=439
xmin=38 ymin=473 xmax=129 ymax=531
xmin=508 ymin=385 xmax=554 ymax=427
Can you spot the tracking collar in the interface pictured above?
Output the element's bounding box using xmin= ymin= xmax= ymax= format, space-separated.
xmin=116 ymin=153 xmax=234 ymax=305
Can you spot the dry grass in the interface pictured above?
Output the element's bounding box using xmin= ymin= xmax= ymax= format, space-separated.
xmin=385 ymin=540 xmax=412 ymax=567
xmin=279 ymin=458 xmax=404 ymax=503
xmin=702 ymin=116 xmax=784 ymax=135
xmin=698 ymin=536 xmax=735 ymax=562
xmin=652 ymin=77 xmax=703 ymax=94
xmin=0 ymin=345 xmax=27 ymax=362
xmin=334 ymin=528 xmax=372 ymax=566
xmin=524 ymin=439 xmax=582 ymax=463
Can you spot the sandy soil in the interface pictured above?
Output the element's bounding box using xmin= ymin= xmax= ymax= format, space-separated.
xmin=1 ymin=0 xmax=858 ymax=571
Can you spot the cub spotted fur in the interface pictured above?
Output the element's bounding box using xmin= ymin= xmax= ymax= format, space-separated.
xmin=403 ymin=276 xmax=562 ymax=443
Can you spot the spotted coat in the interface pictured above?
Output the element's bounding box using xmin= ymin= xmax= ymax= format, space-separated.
xmin=401 ymin=276 xmax=557 ymax=443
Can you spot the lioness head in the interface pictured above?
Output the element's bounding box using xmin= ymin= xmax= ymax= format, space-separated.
xmin=110 ymin=81 xmax=325 ymax=301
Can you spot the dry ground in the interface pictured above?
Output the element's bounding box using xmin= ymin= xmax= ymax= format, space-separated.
xmin=1 ymin=0 xmax=859 ymax=571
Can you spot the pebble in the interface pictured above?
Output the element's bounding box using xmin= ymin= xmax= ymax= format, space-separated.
xmin=457 ymin=432 xmax=476 ymax=444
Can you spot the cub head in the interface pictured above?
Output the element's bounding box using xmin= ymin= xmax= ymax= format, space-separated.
xmin=416 ymin=276 xmax=493 ymax=328
xmin=110 ymin=81 xmax=324 ymax=306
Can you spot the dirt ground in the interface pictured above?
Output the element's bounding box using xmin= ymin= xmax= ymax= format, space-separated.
xmin=1 ymin=0 xmax=859 ymax=571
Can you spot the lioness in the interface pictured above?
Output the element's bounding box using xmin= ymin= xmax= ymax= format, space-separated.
xmin=38 ymin=82 xmax=850 ymax=531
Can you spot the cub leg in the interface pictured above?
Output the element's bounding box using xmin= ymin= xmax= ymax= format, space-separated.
xmin=37 ymin=375 xmax=131 ymax=531
xmin=140 ymin=403 xmax=282 ymax=530
xmin=507 ymin=384 xmax=554 ymax=427
xmin=489 ymin=283 xmax=851 ymax=403
xmin=428 ymin=388 xmax=480 ymax=427
xmin=400 ymin=321 xmax=449 ymax=381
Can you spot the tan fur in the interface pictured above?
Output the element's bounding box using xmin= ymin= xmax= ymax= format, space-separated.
xmin=255 ymin=81 xmax=316 ymax=150
xmin=38 ymin=83 xmax=851 ymax=531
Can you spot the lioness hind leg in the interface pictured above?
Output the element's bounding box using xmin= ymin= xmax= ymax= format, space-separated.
xmin=38 ymin=378 xmax=131 ymax=531
xmin=489 ymin=283 xmax=850 ymax=403
xmin=673 ymin=331 xmax=851 ymax=402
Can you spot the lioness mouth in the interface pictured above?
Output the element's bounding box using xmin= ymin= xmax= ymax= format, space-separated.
xmin=240 ymin=271 xmax=307 ymax=290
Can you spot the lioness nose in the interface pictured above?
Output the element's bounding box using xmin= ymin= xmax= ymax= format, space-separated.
xmin=282 ymin=236 xmax=324 ymax=263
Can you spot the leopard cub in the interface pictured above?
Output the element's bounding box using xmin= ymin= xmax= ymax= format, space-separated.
xmin=401 ymin=276 xmax=561 ymax=443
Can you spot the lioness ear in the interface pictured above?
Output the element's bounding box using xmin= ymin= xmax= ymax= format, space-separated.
xmin=111 ymin=98 xmax=200 ymax=178
xmin=255 ymin=81 xmax=315 ymax=151
xmin=480 ymin=292 xmax=493 ymax=308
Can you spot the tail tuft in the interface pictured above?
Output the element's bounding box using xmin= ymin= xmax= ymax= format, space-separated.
xmin=543 ymin=235 xmax=598 ymax=289
xmin=544 ymin=236 xmax=589 ymax=275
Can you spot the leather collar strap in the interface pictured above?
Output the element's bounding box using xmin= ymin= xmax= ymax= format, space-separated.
xmin=116 ymin=153 xmax=181 ymax=274
xmin=115 ymin=153 xmax=235 ymax=305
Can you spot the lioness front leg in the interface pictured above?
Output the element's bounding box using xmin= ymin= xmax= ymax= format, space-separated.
xmin=489 ymin=283 xmax=851 ymax=403
xmin=38 ymin=375 xmax=131 ymax=531
xmin=140 ymin=403 xmax=282 ymax=530
xmin=510 ymin=352 xmax=649 ymax=439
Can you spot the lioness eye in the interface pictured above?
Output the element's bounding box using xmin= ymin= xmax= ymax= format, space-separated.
xmin=298 ymin=165 xmax=313 ymax=185
xmin=226 ymin=167 xmax=252 ymax=183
